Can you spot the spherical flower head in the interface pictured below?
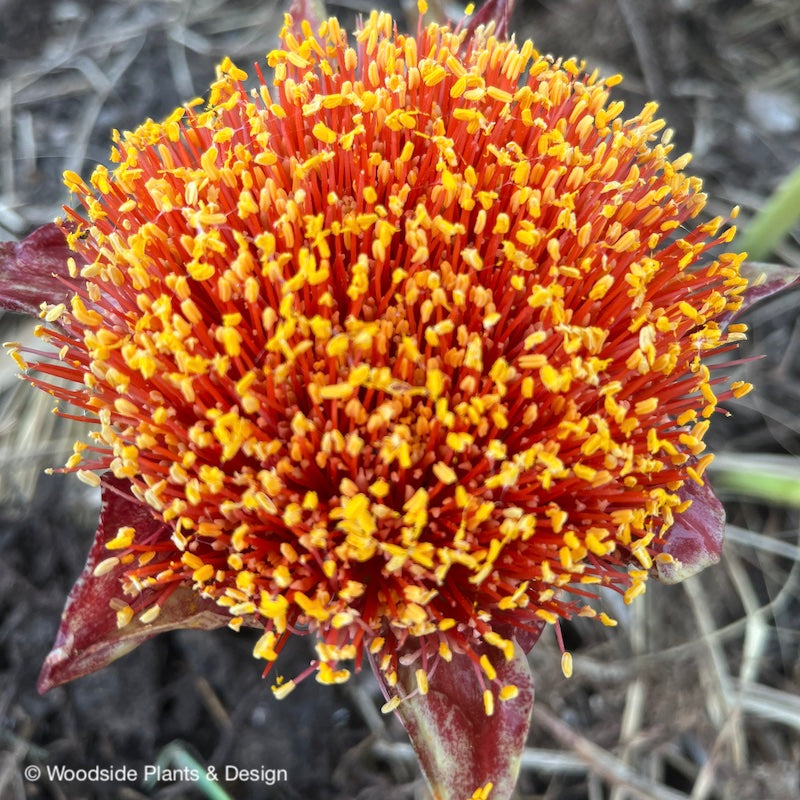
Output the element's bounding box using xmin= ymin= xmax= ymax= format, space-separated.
xmin=25 ymin=8 xmax=749 ymax=704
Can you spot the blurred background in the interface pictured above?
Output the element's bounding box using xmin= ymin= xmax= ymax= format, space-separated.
xmin=1 ymin=1 xmax=799 ymax=798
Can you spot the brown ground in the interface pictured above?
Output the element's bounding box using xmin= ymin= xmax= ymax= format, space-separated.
xmin=1 ymin=1 xmax=799 ymax=799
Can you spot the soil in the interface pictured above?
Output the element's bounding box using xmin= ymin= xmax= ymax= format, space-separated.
xmin=1 ymin=1 xmax=799 ymax=799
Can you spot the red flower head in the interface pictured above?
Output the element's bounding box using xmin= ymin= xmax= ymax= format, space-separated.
xmin=5 ymin=1 xmax=788 ymax=798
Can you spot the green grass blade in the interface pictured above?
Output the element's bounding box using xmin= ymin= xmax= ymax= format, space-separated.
xmin=738 ymin=161 xmax=800 ymax=261
xmin=146 ymin=742 xmax=234 ymax=800
xmin=709 ymin=452 xmax=800 ymax=506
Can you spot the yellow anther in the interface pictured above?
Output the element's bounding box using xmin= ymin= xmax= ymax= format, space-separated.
xmin=499 ymin=685 xmax=519 ymax=702
xmin=432 ymin=461 xmax=457 ymax=485
xmin=106 ymin=526 xmax=135 ymax=550
xmin=479 ymin=654 xmax=497 ymax=681
xmin=561 ymin=651 xmax=573 ymax=678
xmin=272 ymin=680 xmax=296 ymax=700
xmin=483 ymin=689 xmax=495 ymax=717
xmin=381 ymin=696 xmax=402 ymax=714
xmin=415 ymin=668 xmax=429 ymax=695
xmin=92 ymin=556 xmax=120 ymax=577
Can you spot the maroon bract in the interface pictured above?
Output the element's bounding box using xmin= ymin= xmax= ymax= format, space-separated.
xmin=38 ymin=476 xmax=230 ymax=693
xmin=0 ymin=223 xmax=80 ymax=316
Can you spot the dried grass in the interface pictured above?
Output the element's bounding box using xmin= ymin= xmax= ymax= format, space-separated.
xmin=1 ymin=1 xmax=798 ymax=799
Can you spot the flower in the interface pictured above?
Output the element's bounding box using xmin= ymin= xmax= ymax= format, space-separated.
xmin=2 ymin=1 xmax=787 ymax=797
